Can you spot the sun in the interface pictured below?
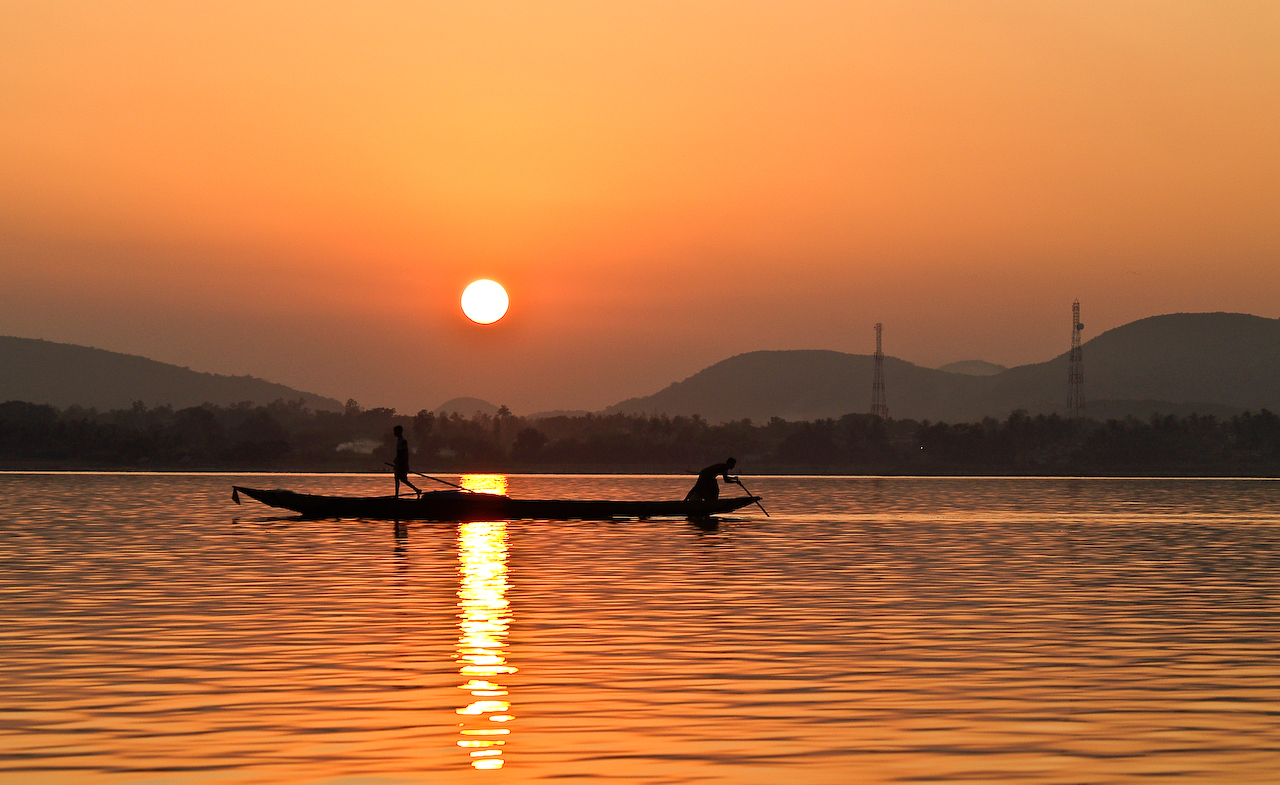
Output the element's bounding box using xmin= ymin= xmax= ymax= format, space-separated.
xmin=461 ymin=280 xmax=509 ymax=324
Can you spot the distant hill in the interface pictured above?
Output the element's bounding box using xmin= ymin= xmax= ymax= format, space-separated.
xmin=938 ymin=360 xmax=1007 ymax=376
xmin=436 ymin=397 xmax=499 ymax=417
xmin=605 ymin=313 xmax=1280 ymax=423
xmin=984 ymin=312 xmax=1280 ymax=418
xmin=0 ymin=336 xmax=343 ymax=412
xmin=526 ymin=409 xmax=592 ymax=420
xmin=605 ymin=350 xmax=984 ymax=423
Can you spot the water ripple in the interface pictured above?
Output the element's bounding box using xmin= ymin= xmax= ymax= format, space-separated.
xmin=0 ymin=474 xmax=1277 ymax=782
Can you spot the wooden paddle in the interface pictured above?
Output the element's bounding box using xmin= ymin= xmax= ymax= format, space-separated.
xmin=732 ymin=478 xmax=770 ymax=516
xmin=383 ymin=463 xmax=473 ymax=492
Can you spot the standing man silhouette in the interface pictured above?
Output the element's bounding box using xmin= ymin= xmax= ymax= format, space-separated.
xmin=686 ymin=457 xmax=738 ymax=502
xmin=392 ymin=425 xmax=421 ymax=498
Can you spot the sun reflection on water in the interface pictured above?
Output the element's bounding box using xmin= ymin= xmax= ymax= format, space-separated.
xmin=459 ymin=474 xmax=509 ymax=496
xmin=455 ymin=474 xmax=514 ymax=770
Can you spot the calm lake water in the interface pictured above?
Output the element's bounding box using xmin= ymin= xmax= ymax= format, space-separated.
xmin=2 ymin=473 xmax=1279 ymax=783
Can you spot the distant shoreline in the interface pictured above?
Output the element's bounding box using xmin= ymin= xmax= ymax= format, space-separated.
xmin=5 ymin=400 xmax=1278 ymax=479
xmin=3 ymin=462 xmax=1277 ymax=478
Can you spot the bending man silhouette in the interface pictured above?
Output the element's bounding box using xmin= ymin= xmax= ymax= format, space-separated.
xmin=392 ymin=425 xmax=421 ymax=498
xmin=686 ymin=457 xmax=737 ymax=502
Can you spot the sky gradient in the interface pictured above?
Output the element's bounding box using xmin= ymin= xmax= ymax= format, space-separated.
xmin=3 ymin=2 xmax=1278 ymax=414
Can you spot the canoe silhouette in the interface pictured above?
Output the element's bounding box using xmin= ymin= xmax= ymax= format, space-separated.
xmin=232 ymin=485 xmax=761 ymax=521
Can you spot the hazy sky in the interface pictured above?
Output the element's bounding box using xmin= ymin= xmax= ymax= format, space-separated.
xmin=3 ymin=2 xmax=1277 ymax=414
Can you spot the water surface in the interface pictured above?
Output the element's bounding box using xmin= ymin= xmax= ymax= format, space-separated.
xmin=1 ymin=474 xmax=1278 ymax=783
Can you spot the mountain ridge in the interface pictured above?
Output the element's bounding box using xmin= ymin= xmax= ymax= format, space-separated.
xmin=605 ymin=312 xmax=1280 ymax=423
xmin=6 ymin=312 xmax=1278 ymax=423
xmin=1 ymin=336 xmax=344 ymax=412
xmin=938 ymin=360 xmax=1007 ymax=376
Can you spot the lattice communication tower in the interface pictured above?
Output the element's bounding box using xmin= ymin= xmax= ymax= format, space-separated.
xmin=1068 ymin=300 xmax=1085 ymax=418
xmin=871 ymin=323 xmax=889 ymax=419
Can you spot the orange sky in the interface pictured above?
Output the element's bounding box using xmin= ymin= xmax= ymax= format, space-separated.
xmin=2 ymin=2 xmax=1278 ymax=413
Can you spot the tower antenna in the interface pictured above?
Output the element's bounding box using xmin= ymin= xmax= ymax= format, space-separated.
xmin=871 ymin=323 xmax=889 ymax=419
xmin=1068 ymin=300 xmax=1084 ymax=418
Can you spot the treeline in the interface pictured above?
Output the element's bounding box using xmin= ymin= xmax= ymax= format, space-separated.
xmin=1 ymin=398 xmax=1278 ymax=475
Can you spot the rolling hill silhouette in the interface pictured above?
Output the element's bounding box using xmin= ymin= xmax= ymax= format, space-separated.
xmin=938 ymin=360 xmax=1007 ymax=376
xmin=8 ymin=312 xmax=1276 ymax=423
xmin=1 ymin=337 xmax=343 ymax=412
xmin=605 ymin=313 xmax=1280 ymax=423
xmin=435 ymin=397 xmax=499 ymax=417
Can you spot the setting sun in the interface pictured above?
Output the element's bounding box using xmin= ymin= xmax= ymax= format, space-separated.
xmin=461 ymin=280 xmax=509 ymax=325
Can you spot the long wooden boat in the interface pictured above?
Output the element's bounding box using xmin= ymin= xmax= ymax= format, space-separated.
xmin=232 ymin=485 xmax=762 ymax=521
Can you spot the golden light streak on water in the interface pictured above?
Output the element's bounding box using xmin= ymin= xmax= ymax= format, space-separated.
xmin=460 ymin=474 xmax=509 ymax=495
xmin=454 ymin=512 xmax=514 ymax=770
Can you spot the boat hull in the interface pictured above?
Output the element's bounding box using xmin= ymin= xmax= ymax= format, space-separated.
xmin=232 ymin=486 xmax=761 ymax=521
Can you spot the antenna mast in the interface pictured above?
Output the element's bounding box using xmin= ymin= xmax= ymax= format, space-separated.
xmin=1068 ymin=300 xmax=1084 ymax=418
xmin=871 ymin=323 xmax=889 ymax=419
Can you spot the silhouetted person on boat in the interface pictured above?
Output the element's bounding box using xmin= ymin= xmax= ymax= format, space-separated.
xmin=392 ymin=425 xmax=421 ymax=498
xmin=686 ymin=457 xmax=738 ymax=502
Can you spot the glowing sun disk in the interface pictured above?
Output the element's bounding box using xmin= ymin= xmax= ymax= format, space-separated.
xmin=461 ymin=280 xmax=509 ymax=324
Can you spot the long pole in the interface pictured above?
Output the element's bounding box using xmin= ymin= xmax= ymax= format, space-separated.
xmin=384 ymin=463 xmax=472 ymax=492
xmin=733 ymin=478 xmax=770 ymax=517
